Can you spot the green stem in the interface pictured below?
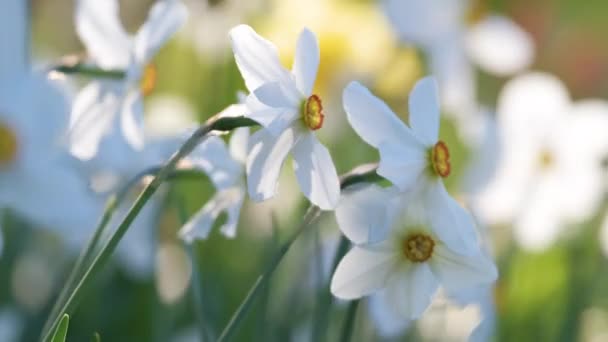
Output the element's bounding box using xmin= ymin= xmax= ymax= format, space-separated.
xmin=41 ymin=196 xmax=118 ymax=336
xmin=217 ymin=205 xmax=321 ymax=342
xmin=312 ymin=235 xmax=350 ymax=342
xmin=41 ymin=115 xmax=257 ymax=342
xmin=340 ymin=300 xmax=360 ymax=342
xmin=217 ymin=165 xmax=383 ymax=342
xmin=54 ymin=63 xmax=125 ymax=79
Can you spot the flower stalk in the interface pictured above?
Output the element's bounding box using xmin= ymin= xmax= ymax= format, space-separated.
xmin=41 ymin=115 xmax=258 ymax=342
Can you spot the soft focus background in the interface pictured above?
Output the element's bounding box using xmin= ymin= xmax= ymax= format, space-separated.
xmin=1 ymin=0 xmax=608 ymax=341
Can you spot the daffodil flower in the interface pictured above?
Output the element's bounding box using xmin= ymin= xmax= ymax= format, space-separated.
xmin=229 ymin=25 xmax=340 ymax=210
xmin=383 ymin=0 xmax=534 ymax=117
xmin=331 ymin=184 xmax=497 ymax=320
xmin=342 ymin=77 xmax=478 ymax=254
xmin=69 ymin=0 xmax=187 ymax=164
xmin=475 ymin=72 xmax=608 ymax=250
xmin=0 ymin=0 xmax=99 ymax=244
xmin=179 ymin=122 xmax=249 ymax=241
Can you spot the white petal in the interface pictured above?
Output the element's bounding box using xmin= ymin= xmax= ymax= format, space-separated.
xmin=292 ymin=28 xmax=319 ymax=96
xmin=229 ymin=25 xmax=293 ymax=92
xmin=133 ymin=0 xmax=188 ymax=66
xmin=335 ymin=184 xmax=397 ymax=245
xmin=466 ymin=15 xmax=534 ymax=76
xmin=513 ymin=173 xmax=563 ymax=251
xmin=121 ymin=90 xmax=145 ymax=151
xmin=188 ymin=136 xmax=241 ymax=189
xmin=343 ymin=81 xmax=419 ymax=148
xmin=425 ymin=181 xmax=479 ymax=256
xmin=229 ymin=127 xmax=250 ymax=165
xmin=368 ymin=291 xmax=412 ymax=337
xmin=498 ymin=72 xmax=569 ymax=142
xmin=253 ymin=81 xmax=299 ymax=108
xmin=383 ymin=0 xmax=464 ymax=48
xmin=0 ymin=0 xmax=27 ymax=77
xmin=69 ymin=82 xmax=121 ymax=160
xmin=330 ymin=243 xmax=398 ymax=300
xmin=75 ymin=0 xmax=131 ymax=69
xmin=292 ymin=133 xmax=340 ymax=210
xmin=246 ymin=127 xmax=299 ymax=201
xmin=409 ymin=76 xmax=441 ymax=145
xmin=245 ymin=94 xmax=299 ymax=136
xmin=179 ymin=187 xmax=245 ymax=242
xmin=429 ymin=38 xmax=477 ymax=118
xmin=430 ymin=245 xmax=498 ymax=292
xmin=377 ymin=142 xmax=427 ymax=191
xmin=386 ymin=263 xmax=439 ymax=320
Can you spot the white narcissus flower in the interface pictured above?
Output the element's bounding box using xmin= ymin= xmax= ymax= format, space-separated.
xmin=475 ymin=72 xmax=608 ymax=251
xmin=229 ymin=25 xmax=340 ymax=210
xmin=342 ymin=77 xmax=478 ymax=255
xmin=383 ymin=0 xmax=534 ymax=117
xmin=331 ymin=185 xmax=497 ymax=321
xmin=178 ymin=122 xmax=248 ymax=241
xmin=0 ymin=0 xmax=99 ymax=244
xmin=69 ymin=0 xmax=187 ymax=165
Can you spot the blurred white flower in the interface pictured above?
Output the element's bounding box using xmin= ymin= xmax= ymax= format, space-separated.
xmin=179 ymin=124 xmax=248 ymax=241
xmin=84 ymin=96 xmax=196 ymax=277
xmin=0 ymin=0 xmax=99 ymax=242
xmin=383 ymin=0 xmax=534 ymax=117
xmin=69 ymin=0 xmax=188 ymax=164
xmin=330 ymin=184 xmax=497 ymax=321
xmin=342 ymin=77 xmax=478 ymax=254
xmin=475 ymin=72 xmax=608 ymax=251
xmin=229 ymin=25 xmax=340 ymax=210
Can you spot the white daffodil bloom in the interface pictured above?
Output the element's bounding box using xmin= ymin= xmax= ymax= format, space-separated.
xmin=383 ymin=0 xmax=534 ymax=117
xmin=69 ymin=0 xmax=187 ymax=164
xmin=179 ymin=124 xmax=248 ymax=241
xmin=342 ymin=77 xmax=478 ymax=255
xmin=331 ymin=184 xmax=497 ymax=321
xmin=0 ymin=0 xmax=99 ymax=244
xmin=475 ymin=72 xmax=608 ymax=251
xmin=229 ymin=25 xmax=340 ymax=210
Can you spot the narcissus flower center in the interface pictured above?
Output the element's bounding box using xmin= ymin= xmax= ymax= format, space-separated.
xmin=430 ymin=140 xmax=451 ymax=178
xmin=402 ymin=233 xmax=435 ymax=262
xmin=539 ymin=149 xmax=554 ymax=170
xmin=0 ymin=121 xmax=18 ymax=167
xmin=301 ymin=94 xmax=324 ymax=130
xmin=140 ymin=63 xmax=158 ymax=96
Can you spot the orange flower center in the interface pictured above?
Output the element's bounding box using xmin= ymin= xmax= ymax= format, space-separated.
xmin=430 ymin=140 xmax=451 ymax=178
xmin=140 ymin=63 xmax=158 ymax=96
xmin=301 ymin=94 xmax=324 ymax=130
xmin=402 ymin=233 xmax=435 ymax=262
xmin=0 ymin=121 xmax=18 ymax=167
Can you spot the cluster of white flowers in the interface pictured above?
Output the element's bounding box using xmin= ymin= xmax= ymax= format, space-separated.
xmin=4 ymin=0 xmax=608 ymax=339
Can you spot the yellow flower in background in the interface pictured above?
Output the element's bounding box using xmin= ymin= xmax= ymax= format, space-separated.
xmin=259 ymin=0 xmax=421 ymax=96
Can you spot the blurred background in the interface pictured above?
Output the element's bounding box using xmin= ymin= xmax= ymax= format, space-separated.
xmin=1 ymin=0 xmax=608 ymax=341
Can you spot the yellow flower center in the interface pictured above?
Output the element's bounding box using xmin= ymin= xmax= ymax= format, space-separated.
xmin=539 ymin=149 xmax=554 ymax=170
xmin=0 ymin=121 xmax=18 ymax=167
xmin=301 ymin=94 xmax=324 ymax=131
xmin=140 ymin=63 xmax=158 ymax=96
xmin=430 ymin=140 xmax=451 ymax=178
xmin=402 ymin=233 xmax=435 ymax=262
xmin=465 ymin=0 xmax=489 ymax=26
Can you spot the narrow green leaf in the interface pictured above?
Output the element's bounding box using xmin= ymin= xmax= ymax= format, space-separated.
xmin=51 ymin=314 xmax=69 ymax=342
xmin=91 ymin=332 xmax=101 ymax=342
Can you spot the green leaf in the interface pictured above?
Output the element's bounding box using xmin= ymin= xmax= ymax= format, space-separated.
xmin=91 ymin=332 xmax=101 ymax=342
xmin=51 ymin=314 xmax=69 ymax=342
